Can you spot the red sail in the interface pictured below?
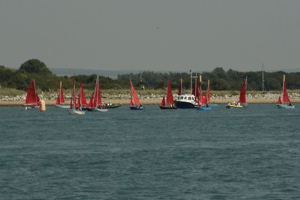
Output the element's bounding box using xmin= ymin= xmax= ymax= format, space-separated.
xmin=130 ymin=80 xmax=141 ymax=105
xmin=207 ymin=82 xmax=210 ymax=102
xmin=283 ymin=81 xmax=290 ymax=103
xmin=200 ymin=87 xmax=204 ymax=104
xmin=178 ymin=80 xmax=182 ymax=95
xmin=70 ymin=75 xmax=76 ymax=109
xmin=130 ymin=94 xmax=134 ymax=107
xmin=77 ymin=92 xmax=81 ymax=107
xmin=202 ymin=93 xmax=207 ymax=104
xmin=25 ymin=80 xmax=39 ymax=105
xmin=239 ymin=80 xmax=247 ymax=104
xmin=88 ymin=93 xmax=94 ymax=108
xmin=160 ymin=95 xmax=166 ymax=107
xmin=60 ymin=84 xmax=65 ymax=104
xmin=93 ymin=76 xmax=102 ymax=107
xmin=277 ymin=95 xmax=282 ymax=105
xmin=56 ymin=94 xmax=60 ymax=105
xmin=80 ymin=81 xmax=87 ymax=106
xmin=56 ymin=82 xmax=65 ymax=105
xmin=166 ymin=80 xmax=174 ymax=105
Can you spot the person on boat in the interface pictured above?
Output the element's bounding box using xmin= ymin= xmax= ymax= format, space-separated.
xmin=289 ymin=102 xmax=292 ymax=106
xmin=227 ymin=102 xmax=230 ymax=106
xmin=102 ymin=105 xmax=105 ymax=109
xmin=237 ymin=101 xmax=240 ymax=106
xmin=206 ymin=103 xmax=209 ymax=107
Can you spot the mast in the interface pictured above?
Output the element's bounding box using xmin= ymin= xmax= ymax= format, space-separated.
xmin=34 ymin=79 xmax=37 ymax=105
xmin=181 ymin=78 xmax=182 ymax=94
xmin=262 ymin=63 xmax=264 ymax=92
xmin=190 ymin=70 xmax=192 ymax=94
xmin=60 ymin=81 xmax=62 ymax=104
xmin=283 ymin=75 xmax=285 ymax=104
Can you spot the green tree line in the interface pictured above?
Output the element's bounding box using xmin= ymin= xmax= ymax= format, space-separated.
xmin=1 ymin=59 xmax=300 ymax=92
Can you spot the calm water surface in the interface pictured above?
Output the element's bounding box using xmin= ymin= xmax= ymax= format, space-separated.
xmin=1 ymin=104 xmax=300 ymax=199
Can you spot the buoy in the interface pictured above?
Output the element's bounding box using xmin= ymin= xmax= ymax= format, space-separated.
xmin=40 ymin=100 xmax=46 ymax=112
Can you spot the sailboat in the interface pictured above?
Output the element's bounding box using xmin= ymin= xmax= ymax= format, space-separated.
xmin=207 ymin=80 xmax=217 ymax=107
xmin=25 ymin=79 xmax=40 ymax=110
xmin=196 ymin=93 xmax=211 ymax=110
xmin=160 ymin=79 xmax=177 ymax=109
xmin=55 ymin=81 xmax=69 ymax=108
xmin=277 ymin=75 xmax=294 ymax=109
xmin=226 ymin=79 xmax=247 ymax=108
xmin=68 ymin=75 xmax=85 ymax=115
xmin=92 ymin=75 xmax=108 ymax=112
xmin=86 ymin=93 xmax=94 ymax=111
xmin=130 ymin=79 xmax=144 ymax=110
xmin=78 ymin=80 xmax=89 ymax=110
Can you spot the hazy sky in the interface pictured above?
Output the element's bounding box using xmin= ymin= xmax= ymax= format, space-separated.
xmin=1 ymin=0 xmax=300 ymax=72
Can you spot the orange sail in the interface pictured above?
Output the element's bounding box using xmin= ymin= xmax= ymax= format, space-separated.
xmin=130 ymin=80 xmax=141 ymax=105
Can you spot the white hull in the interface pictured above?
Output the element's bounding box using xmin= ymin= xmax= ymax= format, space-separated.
xmin=92 ymin=107 xmax=108 ymax=112
xmin=277 ymin=104 xmax=295 ymax=109
xmin=68 ymin=109 xmax=85 ymax=115
xmin=55 ymin=105 xmax=70 ymax=109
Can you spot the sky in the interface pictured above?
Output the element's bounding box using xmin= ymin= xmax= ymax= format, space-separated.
xmin=0 ymin=0 xmax=300 ymax=73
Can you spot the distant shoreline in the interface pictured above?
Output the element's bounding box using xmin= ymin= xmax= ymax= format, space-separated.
xmin=1 ymin=98 xmax=299 ymax=107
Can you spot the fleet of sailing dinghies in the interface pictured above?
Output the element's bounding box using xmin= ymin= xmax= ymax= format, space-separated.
xmin=277 ymin=75 xmax=295 ymax=109
xmin=130 ymin=79 xmax=144 ymax=110
xmin=160 ymin=79 xmax=177 ymax=109
xmin=24 ymin=72 xmax=297 ymax=113
xmin=25 ymin=79 xmax=40 ymax=110
xmin=68 ymin=75 xmax=85 ymax=115
xmin=226 ymin=79 xmax=247 ymax=109
xmin=55 ymin=81 xmax=69 ymax=108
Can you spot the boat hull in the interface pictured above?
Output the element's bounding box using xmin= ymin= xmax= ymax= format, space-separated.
xmin=226 ymin=105 xmax=244 ymax=108
xmin=174 ymin=101 xmax=196 ymax=109
xmin=68 ymin=109 xmax=85 ymax=115
xmin=25 ymin=106 xmax=39 ymax=110
xmin=92 ymin=108 xmax=108 ymax=112
xmin=277 ymin=104 xmax=295 ymax=109
xmin=196 ymin=107 xmax=211 ymax=110
xmin=106 ymin=104 xmax=122 ymax=109
xmin=130 ymin=106 xmax=145 ymax=110
xmin=159 ymin=106 xmax=177 ymax=109
xmin=55 ymin=105 xmax=69 ymax=109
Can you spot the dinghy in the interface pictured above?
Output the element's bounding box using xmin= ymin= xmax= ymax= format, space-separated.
xmin=25 ymin=79 xmax=40 ymax=110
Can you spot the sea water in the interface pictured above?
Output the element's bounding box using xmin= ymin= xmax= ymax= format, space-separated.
xmin=0 ymin=105 xmax=300 ymax=199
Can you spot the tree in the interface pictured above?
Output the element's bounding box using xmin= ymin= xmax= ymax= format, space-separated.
xmin=18 ymin=59 xmax=52 ymax=76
